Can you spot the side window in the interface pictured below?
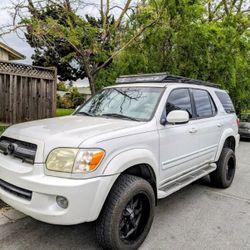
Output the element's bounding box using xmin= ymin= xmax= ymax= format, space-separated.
xmin=166 ymin=89 xmax=193 ymax=118
xmin=215 ymin=91 xmax=235 ymax=114
xmin=192 ymin=89 xmax=214 ymax=118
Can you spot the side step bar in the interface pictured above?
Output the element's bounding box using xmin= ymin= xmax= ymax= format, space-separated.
xmin=158 ymin=163 xmax=216 ymax=199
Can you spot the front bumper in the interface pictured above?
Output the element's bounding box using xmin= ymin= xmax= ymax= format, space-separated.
xmin=0 ymin=155 xmax=118 ymax=225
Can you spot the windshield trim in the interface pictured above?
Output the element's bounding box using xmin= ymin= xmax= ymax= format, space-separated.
xmin=74 ymin=86 xmax=166 ymax=122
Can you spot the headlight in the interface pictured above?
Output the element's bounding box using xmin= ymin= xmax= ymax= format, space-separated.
xmin=46 ymin=148 xmax=105 ymax=174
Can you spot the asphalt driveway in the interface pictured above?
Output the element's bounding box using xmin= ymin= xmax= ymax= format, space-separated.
xmin=0 ymin=141 xmax=250 ymax=250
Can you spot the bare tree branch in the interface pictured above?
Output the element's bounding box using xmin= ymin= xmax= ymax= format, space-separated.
xmin=100 ymin=0 xmax=104 ymax=24
xmin=103 ymin=0 xmax=109 ymax=36
xmin=0 ymin=24 xmax=27 ymax=37
xmin=95 ymin=18 xmax=160 ymax=74
xmin=114 ymin=0 xmax=132 ymax=30
xmin=222 ymin=0 xmax=229 ymax=14
xmin=230 ymin=0 xmax=238 ymax=12
xmin=237 ymin=0 xmax=244 ymax=13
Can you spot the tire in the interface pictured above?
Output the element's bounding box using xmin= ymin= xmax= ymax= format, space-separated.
xmin=96 ymin=174 xmax=155 ymax=250
xmin=210 ymin=148 xmax=236 ymax=188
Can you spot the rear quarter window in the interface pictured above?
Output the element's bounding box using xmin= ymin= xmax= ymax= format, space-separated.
xmin=192 ymin=89 xmax=215 ymax=118
xmin=215 ymin=91 xmax=235 ymax=114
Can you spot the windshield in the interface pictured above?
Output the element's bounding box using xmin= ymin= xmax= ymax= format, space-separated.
xmin=240 ymin=114 xmax=250 ymax=122
xmin=75 ymin=87 xmax=164 ymax=121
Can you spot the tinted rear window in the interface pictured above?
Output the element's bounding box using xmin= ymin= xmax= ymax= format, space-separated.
xmin=192 ymin=89 xmax=215 ymax=118
xmin=215 ymin=91 xmax=235 ymax=113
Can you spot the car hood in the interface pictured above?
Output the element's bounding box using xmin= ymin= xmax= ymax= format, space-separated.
xmin=3 ymin=115 xmax=142 ymax=148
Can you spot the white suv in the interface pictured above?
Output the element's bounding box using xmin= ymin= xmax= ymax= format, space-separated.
xmin=0 ymin=73 xmax=239 ymax=250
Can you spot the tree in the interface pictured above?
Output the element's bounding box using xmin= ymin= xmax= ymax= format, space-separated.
xmin=1 ymin=0 xmax=249 ymax=111
xmin=4 ymin=0 xmax=163 ymax=95
xmin=109 ymin=0 xmax=250 ymax=112
xmin=57 ymin=81 xmax=68 ymax=91
xmin=57 ymin=86 xmax=85 ymax=109
xmin=24 ymin=1 xmax=86 ymax=82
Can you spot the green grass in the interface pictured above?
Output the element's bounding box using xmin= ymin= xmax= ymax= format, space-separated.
xmin=56 ymin=108 xmax=75 ymax=117
xmin=0 ymin=126 xmax=6 ymax=135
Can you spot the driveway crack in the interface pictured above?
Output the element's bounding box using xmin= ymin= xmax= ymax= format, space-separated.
xmin=206 ymin=190 xmax=250 ymax=203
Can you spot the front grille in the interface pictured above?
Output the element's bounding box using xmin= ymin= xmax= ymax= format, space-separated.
xmin=0 ymin=179 xmax=32 ymax=201
xmin=0 ymin=136 xmax=37 ymax=164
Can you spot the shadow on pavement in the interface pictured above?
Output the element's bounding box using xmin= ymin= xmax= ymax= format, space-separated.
xmin=0 ymin=217 xmax=100 ymax=250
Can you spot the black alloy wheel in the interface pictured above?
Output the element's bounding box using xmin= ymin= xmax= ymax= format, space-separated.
xmin=210 ymin=148 xmax=236 ymax=188
xmin=119 ymin=194 xmax=150 ymax=243
xmin=96 ymin=174 xmax=155 ymax=250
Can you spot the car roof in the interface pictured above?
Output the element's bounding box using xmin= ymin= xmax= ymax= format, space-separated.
xmin=105 ymin=82 xmax=222 ymax=91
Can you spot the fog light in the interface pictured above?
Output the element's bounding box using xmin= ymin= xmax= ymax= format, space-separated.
xmin=56 ymin=196 xmax=68 ymax=209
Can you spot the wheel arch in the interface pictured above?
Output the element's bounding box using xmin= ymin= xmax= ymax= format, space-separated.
xmin=103 ymin=148 xmax=158 ymax=179
xmin=101 ymin=149 xmax=158 ymax=208
xmin=122 ymin=163 xmax=158 ymax=204
xmin=223 ymin=136 xmax=236 ymax=152
xmin=215 ymin=129 xmax=237 ymax=161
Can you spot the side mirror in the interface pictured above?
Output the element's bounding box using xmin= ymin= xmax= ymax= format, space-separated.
xmin=166 ymin=110 xmax=189 ymax=124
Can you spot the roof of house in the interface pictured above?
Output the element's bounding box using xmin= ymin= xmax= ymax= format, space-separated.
xmin=0 ymin=42 xmax=26 ymax=60
xmin=57 ymin=90 xmax=67 ymax=97
xmin=77 ymin=86 xmax=91 ymax=95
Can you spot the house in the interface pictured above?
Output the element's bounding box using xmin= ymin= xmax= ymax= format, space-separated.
xmin=0 ymin=42 xmax=25 ymax=61
xmin=77 ymin=86 xmax=92 ymax=100
xmin=57 ymin=90 xmax=67 ymax=97
xmin=57 ymin=87 xmax=92 ymax=100
xmin=62 ymin=78 xmax=92 ymax=100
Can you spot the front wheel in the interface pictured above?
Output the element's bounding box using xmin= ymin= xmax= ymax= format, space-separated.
xmin=96 ymin=174 xmax=155 ymax=250
xmin=210 ymin=148 xmax=236 ymax=188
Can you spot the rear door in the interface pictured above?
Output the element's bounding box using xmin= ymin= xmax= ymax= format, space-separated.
xmin=190 ymin=88 xmax=222 ymax=163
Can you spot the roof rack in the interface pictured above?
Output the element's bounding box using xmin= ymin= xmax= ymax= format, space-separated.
xmin=116 ymin=73 xmax=221 ymax=88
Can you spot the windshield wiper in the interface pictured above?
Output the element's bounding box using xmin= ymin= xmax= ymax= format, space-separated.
xmin=101 ymin=113 xmax=140 ymax=121
xmin=77 ymin=111 xmax=94 ymax=117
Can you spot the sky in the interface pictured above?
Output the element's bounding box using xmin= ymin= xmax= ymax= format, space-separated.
xmin=0 ymin=0 xmax=34 ymax=63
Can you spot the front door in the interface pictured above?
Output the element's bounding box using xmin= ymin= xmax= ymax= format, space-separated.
xmin=158 ymin=88 xmax=201 ymax=184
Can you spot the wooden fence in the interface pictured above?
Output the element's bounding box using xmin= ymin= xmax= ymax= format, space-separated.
xmin=0 ymin=60 xmax=57 ymax=124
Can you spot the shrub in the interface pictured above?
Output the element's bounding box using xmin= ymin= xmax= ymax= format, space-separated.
xmin=57 ymin=87 xmax=85 ymax=109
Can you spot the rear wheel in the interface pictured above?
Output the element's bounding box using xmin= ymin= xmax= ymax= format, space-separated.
xmin=96 ymin=174 xmax=155 ymax=250
xmin=210 ymin=148 xmax=236 ymax=188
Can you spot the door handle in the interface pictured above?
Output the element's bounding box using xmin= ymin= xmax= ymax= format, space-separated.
xmin=217 ymin=123 xmax=222 ymax=128
xmin=189 ymin=127 xmax=198 ymax=133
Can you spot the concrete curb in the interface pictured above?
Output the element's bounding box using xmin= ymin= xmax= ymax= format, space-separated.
xmin=0 ymin=206 xmax=26 ymax=226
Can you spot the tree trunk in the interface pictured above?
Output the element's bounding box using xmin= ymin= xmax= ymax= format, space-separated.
xmin=88 ymin=75 xmax=96 ymax=96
